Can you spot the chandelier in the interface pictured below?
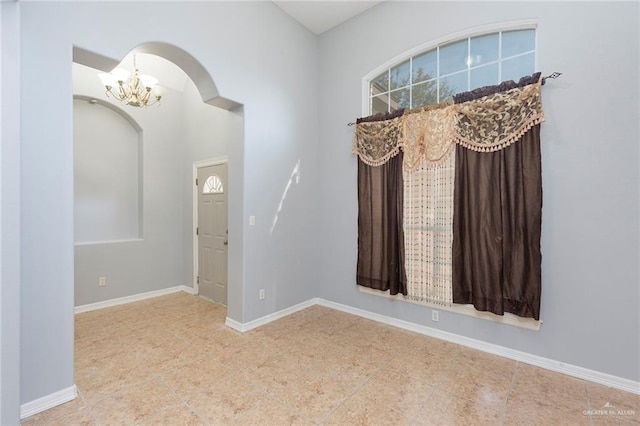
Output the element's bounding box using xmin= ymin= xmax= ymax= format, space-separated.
xmin=98 ymin=55 xmax=162 ymax=108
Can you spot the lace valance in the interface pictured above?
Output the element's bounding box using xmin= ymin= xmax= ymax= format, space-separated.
xmin=401 ymin=102 xmax=457 ymax=170
xmin=352 ymin=115 xmax=403 ymax=166
xmin=352 ymin=73 xmax=545 ymax=165
xmin=454 ymin=79 xmax=544 ymax=152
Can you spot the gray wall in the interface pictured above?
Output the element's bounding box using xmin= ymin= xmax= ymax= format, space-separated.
xmin=181 ymin=78 xmax=243 ymax=289
xmin=73 ymin=64 xmax=185 ymax=307
xmin=0 ymin=3 xmax=21 ymax=424
xmin=20 ymin=1 xmax=318 ymax=405
xmin=317 ymin=1 xmax=639 ymax=381
xmin=74 ymin=99 xmax=141 ymax=243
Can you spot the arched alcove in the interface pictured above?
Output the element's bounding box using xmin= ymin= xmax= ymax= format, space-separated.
xmin=73 ymin=95 xmax=143 ymax=132
xmin=72 ymin=96 xmax=143 ymax=244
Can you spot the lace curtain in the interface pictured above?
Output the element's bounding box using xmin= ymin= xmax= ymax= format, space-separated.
xmin=403 ymin=154 xmax=455 ymax=306
xmin=353 ymin=73 xmax=544 ymax=320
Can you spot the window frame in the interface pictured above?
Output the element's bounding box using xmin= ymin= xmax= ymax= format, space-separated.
xmin=358 ymin=20 xmax=542 ymax=330
xmin=361 ymin=20 xmax=538 ymax=116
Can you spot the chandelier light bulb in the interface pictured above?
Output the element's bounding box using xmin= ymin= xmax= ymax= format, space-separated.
xmin=97 ymin=55 xmax=161 ymax=108
xmin=111 ymin=67 xmax=131 ymax=83
xmin=153 ymin=86 xmax=163 ymax=99
xmin=97 ymin=72 xmax=117 ymax=88
xmin=139 ymin=75 xmax=158 ymax=89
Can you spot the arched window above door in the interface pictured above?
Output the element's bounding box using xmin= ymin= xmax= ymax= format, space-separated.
xmin=203 ymin=175 xmax=224 ymax=194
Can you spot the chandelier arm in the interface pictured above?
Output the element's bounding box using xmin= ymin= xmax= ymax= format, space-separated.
xmin=117 ymin=83 xmax=130 ymax=102
xmin=140 ymin=88 xmax=152 ymax=106
xmin=145 ymin=98 xmax=161 ymax=107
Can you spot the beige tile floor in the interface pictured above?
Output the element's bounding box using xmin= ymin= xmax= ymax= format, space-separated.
xmin=22 ymin=292 xmax=639 ymax=425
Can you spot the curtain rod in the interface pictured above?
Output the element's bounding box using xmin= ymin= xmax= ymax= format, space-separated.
xmin=346 ymin=72 xmax=562 ymax=126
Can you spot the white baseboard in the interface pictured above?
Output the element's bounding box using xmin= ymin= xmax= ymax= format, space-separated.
xmin=224 ymin=317 xmax=245 ymax=332
xmin=316 ymin=298 xmax=640 ymax=395
xmin=74 ymin=285 xmax=196 ymax=314
xmin=180 ymin=285 xmax=197 ymax=295
xmin=72 ymin=287 xmax=639 ymax=396
xmin=225 ymin=298 xmax=317 ymax=332
xmin=20 ymin=385 xmax=77 ymax=420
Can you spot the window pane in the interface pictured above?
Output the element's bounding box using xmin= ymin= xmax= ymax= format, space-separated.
xmin=501 ymin=52 xmax=535 ymax=82
xmin=470 ymin=63 xmax=499 ymax=90
xmin=439 ymin=72 xmax=467 ymax=100
xmin=412 ymin=50 xmax=437 ymax=84
xmin=367 ymin=28 xmax=537 ymax=115
xmin=411 ymin=80 xmax=438 ymax=108
xmin=390 ymin=60 xmax=410 ymax=90
xmin=371 ymin=71 xmax=388 ymax=95
xmin=439 ymin=40 xmax=468 ymax=76
xmin=371 ymin=94 xmax=390 ymax=114
xmin=470 ymin=33 xmax=498 ymax=67
xmin=389 ymin=88 xmax=410 ymax=110
xmin=203 ymin=175 xmax=224 ymax=194
xmin=502 ymin=29 xmax=535 ymax=58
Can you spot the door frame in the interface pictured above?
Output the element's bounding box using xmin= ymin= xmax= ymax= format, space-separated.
xmin=192 ymin=156 xmax=229 ymax=295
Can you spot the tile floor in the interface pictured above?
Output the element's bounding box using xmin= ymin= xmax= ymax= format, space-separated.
xmin=22 ymin=292 xmax=639 ymax=425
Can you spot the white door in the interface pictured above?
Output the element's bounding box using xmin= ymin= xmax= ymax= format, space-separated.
xmin=197 ymin=164 xmax=228 ymax=305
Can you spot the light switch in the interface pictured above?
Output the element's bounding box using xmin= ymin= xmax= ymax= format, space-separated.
xmin=249 ymin=216 xmax=256 ymax=226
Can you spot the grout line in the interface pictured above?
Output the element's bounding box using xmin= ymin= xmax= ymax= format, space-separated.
xmin=499 ymin=360 xmax=519 ymax=426
xmin=316 ymin=357 xmax=394 ymax=424
xmin=584 ymin=381 xmax=594 ymax=426
xmin=181 ymin=399 xmax=212 ymax=426
xmin=409 ymin=384 xmax=438 ymax=426
xmin=76 ymin=388 xmax=100 ymax=426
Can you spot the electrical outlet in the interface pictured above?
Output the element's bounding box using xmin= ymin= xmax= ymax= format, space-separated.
xmin=259 ymin=289 xmax=265 ymax=300
xmin=98 ymin=277 xmax=106 ymax=287
xmin=432 ymin=310 xmax=439 ymax=322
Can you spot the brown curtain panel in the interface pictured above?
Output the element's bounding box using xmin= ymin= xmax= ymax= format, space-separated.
xmin=357 ymin=153 xmax=407 ymax=295
xmin=452 ymin=125 xmax=542 ymax=319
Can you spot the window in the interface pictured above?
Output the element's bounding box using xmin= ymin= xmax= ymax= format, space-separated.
xmin=203 ymin=175 xmax=224 ymax=194
xmin=369 ymin=28 xmax=536 ymax=114
xmin=357 ymin=23 xmax=543 ymax=329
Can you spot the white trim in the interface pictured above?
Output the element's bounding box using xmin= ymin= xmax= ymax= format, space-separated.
xmin=74 ymin=238 xmax=144 ymax=247
xmin=357 ymin=286 xmax=542 ymax=331
xmin=181 ymin=285 xmax=197 ymax=295
xmin=20 ymin=385 xmax=77 ymax=420
xmin=193 ymin=156 xmax=229 ymax=169
xmin=224 ymin=317 xmax=245 ymax=332
xmin=224 ymin=298 xmax=317 ymax=333
xmin=315 ymin=298 xmax=640 ymax=396
xmin=223 ymin=296 xmax=638 ymax=395
xmin=361 ymin=19 xmax=539 ymax=115
xmin=74 ymin=285 xmax=194 ymax=314
xmin=192 ymin=156 xmax=229 ymax=295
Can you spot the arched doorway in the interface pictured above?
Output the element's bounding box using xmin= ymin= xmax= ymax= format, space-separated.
xmin=72 ymin=44 xmax=244 ymax=322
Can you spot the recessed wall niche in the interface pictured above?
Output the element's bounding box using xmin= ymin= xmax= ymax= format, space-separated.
xmin=73 ymin=97 xmax=142 ymax=243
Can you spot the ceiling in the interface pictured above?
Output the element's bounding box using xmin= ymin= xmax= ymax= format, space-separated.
xmin=273 ymin=1 xmax=383 ymax=35
xmin=16 ymin=0 xmax=382 ymax=36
